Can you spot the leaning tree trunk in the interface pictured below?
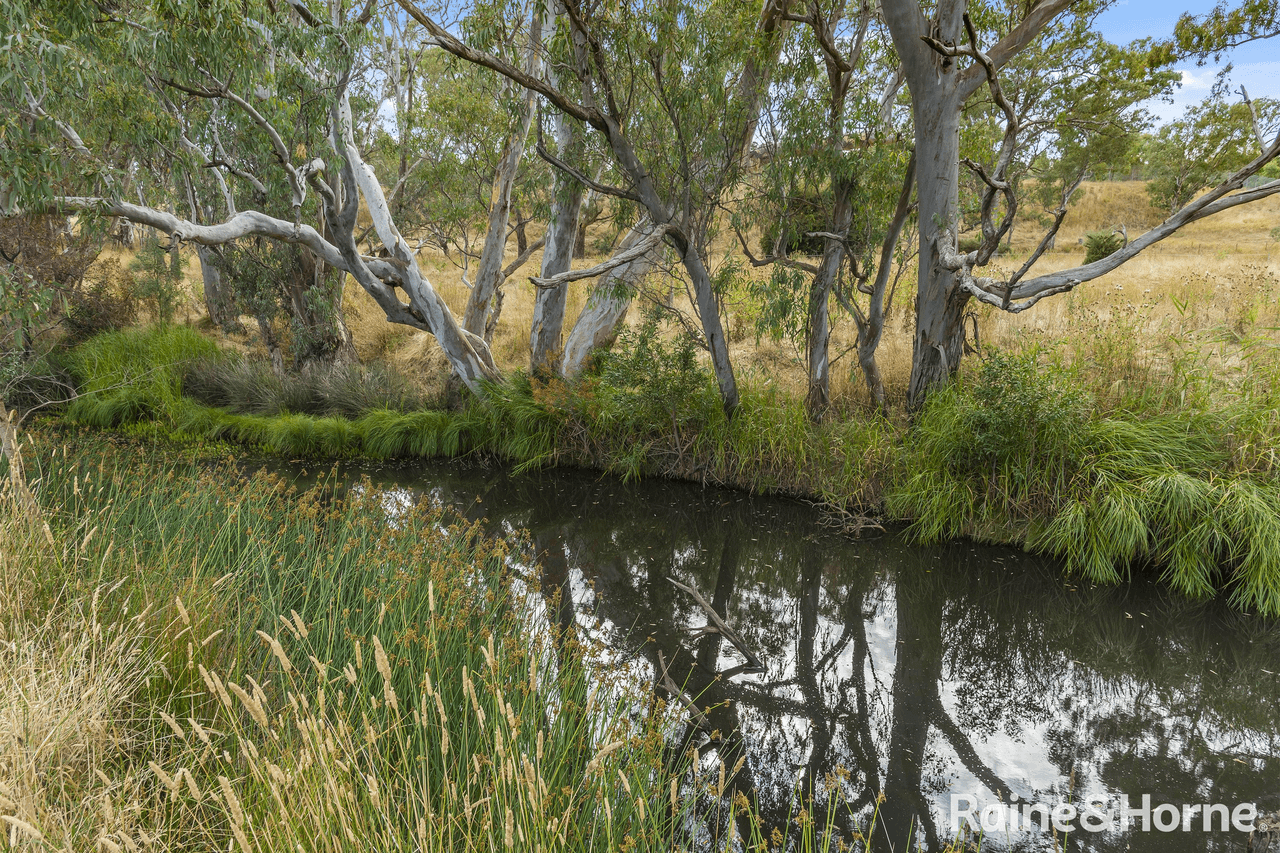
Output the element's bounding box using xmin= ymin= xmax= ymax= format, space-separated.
xmin=529 ymin=90 xmax=586 ymax=376
xmin=906 ymin=93 xmax=969 ymax=409
xmin=677 ymin=236 xmax=739 ymax=413
xmin=561 ymin=224 xmax=660 ymax=377
xmin=805 ymin=179 xmax=854 ymax=419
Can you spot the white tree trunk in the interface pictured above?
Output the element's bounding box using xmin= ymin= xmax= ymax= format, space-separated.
xmin=530 ymin=108 xmax=586 ymax=375
xmin=561 ymin=224 xmax=661 ymax=377
xmin=463 ymin=13 xmax=543 ymax=339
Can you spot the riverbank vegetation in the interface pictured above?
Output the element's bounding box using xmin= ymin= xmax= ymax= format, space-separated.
xmin=5 ymin=0 xmax=1280 ymax=616
xmin=3 ymin=430 xmax=907 ymax=851
xmin=14 ymin=255 xmax=1280 ymax=617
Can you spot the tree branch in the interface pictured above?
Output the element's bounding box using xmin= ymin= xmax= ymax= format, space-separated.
xmin=530 ymin=224 xmax=671 ymax=288
xmin=956 ymin=0 xmax=1075 ymax=100
xmin=503 ymin=234 xmax=546 ymax=278
xmin=535 ymin=123 xmax=642 ymax=203
xmin=397 ymin=0 xmax=600 ymax=127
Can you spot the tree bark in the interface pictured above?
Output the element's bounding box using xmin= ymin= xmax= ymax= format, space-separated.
xmin=462 ymin=13 xmax=543 ymax=340
xmin=560 ymin=224 xmax=659 ymax=377
xmin=805 ymin=181 xmax=852 ymax=418
xmin=291 ymin=246 xmax=356 ymax=368
xmin=856 ymin=152 xmax=916 ymax=415
xmin=906 ymin=92 xmax=969 ymax=408
xmin=880 ymin=0 xmax=969 ymax=409
xmin=676 ymin=234 xmax=739 ymax=412
xmin=529 ymin=73 xmax=587 ymax=375
xmin=195 ymin=245 xmax=236 ymax=331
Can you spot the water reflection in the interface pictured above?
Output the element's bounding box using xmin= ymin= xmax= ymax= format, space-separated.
xmin=286 ymin=458 xmax=1280 ymax=851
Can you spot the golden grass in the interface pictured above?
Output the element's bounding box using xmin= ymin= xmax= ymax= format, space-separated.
xmin=0 ymin=497 xmax=164 ymax=851
xmin=88 ymin=179 xmax=1280 ymax=409
xmin=4 ymin=435 xmax=829 ymax=853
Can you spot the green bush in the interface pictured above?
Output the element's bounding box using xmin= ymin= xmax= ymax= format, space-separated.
xmin=129 ymin=239 xmax=185 ymax=323
xmin=578 ymin=317 xmax=719 ymax=444
xmin=1084 ymin=230 xmax=1123 ymax=263
xmin=64 ymin=325 xmax=217 ymax=427
xmin=65 ymin=258 xmax=138 ymax=342
xmin=888 ymin=349 xmax=1280 ymax=615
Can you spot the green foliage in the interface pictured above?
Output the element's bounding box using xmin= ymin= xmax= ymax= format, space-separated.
xmin=65 ymin=258 xmax=138 ymax=341
xmin=888 ymin=349 xmax=1280 ymax=615
xmin=13 ymin=432 xmax=697 ymax=852
xmin=129 ymin=239 xmax=184 ymax=324
xmin=64 ymin=325 xmax=216 ymax=427
xmin=1163 ymin=0 xmax=1280 ymax=62
xmin=214 ymin=240 xmax=350 ymax=367
xmin=1142 ymin=94 xmax=1280 ymax=212
xmin=964 ymin=350 xmax=1092 ymax=469
xmin=577 ymin=317 xmax=719 ymax=450
xmin=758 ymin=190 xmax=826 ymax=257
xmin=58 ymin=323 xmax=1280 ymax=615
xmin=1084 ymin=230 xmax=1124 ymax=263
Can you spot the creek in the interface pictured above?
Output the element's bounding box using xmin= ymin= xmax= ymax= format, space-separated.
xmin=273 ymin=456 xmax=1280 ymax=852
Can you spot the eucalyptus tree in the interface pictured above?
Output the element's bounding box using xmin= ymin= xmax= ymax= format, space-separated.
xmin=528 ymin=1 xmax=591 ymax=376
xmin=1142 ymin=93 xmax=1280 ymax=214
xmin=955 ymin=10 xmax=1172 ymax=243
xmin=406 ymin=0 xmax=795 ymax=413
xmin=736 ymin=0 xmax=914 ymax=416
xmin=880 ymin=0 xmax=1280 ymax=407
xmin=366 ymin=26 xmax=552 ymax=347
xmin=0 ymin=0 xmax=546 ymax=393
xmin=1163 ymin=0 xmax=1280 ymax=59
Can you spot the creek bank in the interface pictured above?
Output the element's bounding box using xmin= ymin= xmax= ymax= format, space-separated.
xmin=38 ymin=323 xmax=1280 ymax=616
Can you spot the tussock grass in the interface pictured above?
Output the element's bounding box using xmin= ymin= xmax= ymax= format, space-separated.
xmin=887 ymin=349 xmax=1280 ymax=614
xmin=63 ymin=325 xmax=216 ymax=427
xmin=183 ymin=355 xmax=435 ymax=417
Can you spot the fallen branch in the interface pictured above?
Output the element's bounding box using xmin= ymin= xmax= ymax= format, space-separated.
xmin=656 ymin=649 xmax=711 ymax=729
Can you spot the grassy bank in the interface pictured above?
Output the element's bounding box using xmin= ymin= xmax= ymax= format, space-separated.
xmin=2 ymin=429 xmax=894 ymax=852
xmin=41 ymin=321 xmax=1280 ymax=616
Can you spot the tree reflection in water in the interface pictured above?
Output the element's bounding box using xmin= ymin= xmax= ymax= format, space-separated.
xmin=300 ymin=458 xmax=1280 ymax=852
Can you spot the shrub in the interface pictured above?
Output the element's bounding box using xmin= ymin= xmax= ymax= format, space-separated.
xmin=579 ymin=317 xmax=719 ymax=438
xmin=889 ymin=348 xmax=1280 ymax=614
xmin=65 ymin=258 xmax=137 ymax=341
xmin=0 ymin=351 xmax=74 ymax=415
xmin=129 ymin=238 xmax=185 ymax=323
xmin=759 ymin=191 xmax=826 ymax=257
xmin=1084 ymin=230 xmax=1123 ymax=263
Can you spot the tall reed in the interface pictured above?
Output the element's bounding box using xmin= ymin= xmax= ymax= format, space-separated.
xmin=3 ymin=429 xmax=884 ymax=852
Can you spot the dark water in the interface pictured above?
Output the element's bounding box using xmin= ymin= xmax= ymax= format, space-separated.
xmin=277 ymin=457 xmax=1280 ymax=852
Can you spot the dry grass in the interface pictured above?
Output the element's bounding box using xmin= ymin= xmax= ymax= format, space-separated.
xmin=360 ymin=180 xmax=1280 ymax=408
xmin=85 ymin=180 xmax=1280 ymax=411
xmin=0 ymin=482 xmax=167 ymax=851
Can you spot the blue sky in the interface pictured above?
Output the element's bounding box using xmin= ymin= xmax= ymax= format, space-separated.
xmin=1094 ymin=0 xmax=1280 ymax=123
